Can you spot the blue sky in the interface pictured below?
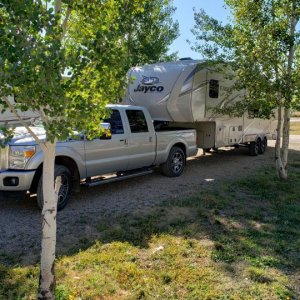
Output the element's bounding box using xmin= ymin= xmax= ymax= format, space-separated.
xmin=169 ymin=0 xmax=230 ymax=59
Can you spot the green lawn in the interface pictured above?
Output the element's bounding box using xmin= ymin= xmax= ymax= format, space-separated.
xmin=290 ymin=122 xmax=300 ymax=135
xmin=1 ymin=154 xmax=300 ymax=299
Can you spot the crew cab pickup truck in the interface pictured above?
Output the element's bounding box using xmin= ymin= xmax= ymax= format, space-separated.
xmin=0 ymin=105 xmax=197 ymax=210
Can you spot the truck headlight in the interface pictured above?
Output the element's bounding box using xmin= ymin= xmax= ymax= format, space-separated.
xmin=9 ymin=146 xmax=36 ymax=169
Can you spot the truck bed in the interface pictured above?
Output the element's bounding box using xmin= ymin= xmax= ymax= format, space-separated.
xmin=155 ymin=129 xmax=198 ymax=164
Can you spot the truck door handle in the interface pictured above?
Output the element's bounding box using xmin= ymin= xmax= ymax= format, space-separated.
xmin=120 ymin=139 xmax=128 ymax=145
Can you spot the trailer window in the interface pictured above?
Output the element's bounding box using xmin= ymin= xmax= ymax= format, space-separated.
xmin=126 ymin=110 xmax=149 ymax=133
xmin=248 ymin=108 xmax=260 ymax=118
xmin=209 ymin=79 xmax=219 ymax=98
xmin=104 ymin=110 xmax=124 ymax=134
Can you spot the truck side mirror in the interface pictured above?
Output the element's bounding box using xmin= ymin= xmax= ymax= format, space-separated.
xmin=100 ymin=122 xmax=112 ymax=140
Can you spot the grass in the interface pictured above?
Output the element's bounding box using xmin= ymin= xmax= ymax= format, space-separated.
xmin=1 ymin=154 xmax=300 ymax=299
xmin=290 ymin=122 xmax=300 ymax=135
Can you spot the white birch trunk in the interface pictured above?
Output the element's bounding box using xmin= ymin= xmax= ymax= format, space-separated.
xmin=37 ymin=1 xmax=67 ymax=297
xmin=275 ymin=7 xmax=297 ymax=180
xmin=275 ymin=106 xmax=287 ymax=179
xmin=38 ymin=141 xmax=58 ymax=300
xmin=281 ymin=108 xmax=290 ymax=173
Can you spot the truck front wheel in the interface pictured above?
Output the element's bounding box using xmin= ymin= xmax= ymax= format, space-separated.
xmin=37 ymin=165 xmax=72 ymax=211
xmin=161 ymin=146 xmax=186 ymax=177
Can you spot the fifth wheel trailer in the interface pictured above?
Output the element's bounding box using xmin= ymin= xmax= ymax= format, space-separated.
xmin=0 ymin=96 xmax=39 ymax=125
xmin=123 ymin=59 xmax=277 ymax=155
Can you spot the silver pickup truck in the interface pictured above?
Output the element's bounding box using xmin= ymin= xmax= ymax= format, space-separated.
xmin=0 ymin=105 xmax=197 ymax=209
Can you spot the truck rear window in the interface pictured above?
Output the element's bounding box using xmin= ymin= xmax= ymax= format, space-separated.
xmin=126 ymin=110 xmax=149 ymax=133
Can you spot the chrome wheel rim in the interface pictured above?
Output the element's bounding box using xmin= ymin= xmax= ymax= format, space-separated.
xmin=55 ymin=174 xmax=70 ymax=206
xmin=171 ymin=152 xmax=184 ymax=174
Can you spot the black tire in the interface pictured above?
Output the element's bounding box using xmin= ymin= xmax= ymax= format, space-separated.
xmin=261 ymin=137 xmax=267 ymax=153
xmin=258 ymin=138 xmax=265 ymax=154
xmin=37 ymin=165 xmax=72 ymax=211
xmin=249 ymin=139 xmax=260 ymax=156
xmin=161 ymin=146 xmax=186 ymax=177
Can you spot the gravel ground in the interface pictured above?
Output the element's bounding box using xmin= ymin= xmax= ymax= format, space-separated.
xmin=0 ymin=139 xmax=299 ymax=266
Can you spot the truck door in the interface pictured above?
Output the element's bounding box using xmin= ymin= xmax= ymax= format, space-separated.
xmin=84 ymin=109 xmax=129 ymax=177
xmin=125 ymin=109 xmax=156 ymax=170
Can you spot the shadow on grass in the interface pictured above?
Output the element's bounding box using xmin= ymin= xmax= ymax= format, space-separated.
xmin=1 ymin=149 xmax=300 ymax=299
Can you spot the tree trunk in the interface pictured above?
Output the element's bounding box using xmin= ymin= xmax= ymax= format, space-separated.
xmin=281 ymin=107 xmax=290 ymax=174
xmin=38 ymin=141 xmax=58 ymax=300
xmin=275 ymin=107 xmax=291 ymax=180
xmin=275 ymin=5 xmax=297 ymax=180
xmin=275 ymin=106 xmax=287 ymax=179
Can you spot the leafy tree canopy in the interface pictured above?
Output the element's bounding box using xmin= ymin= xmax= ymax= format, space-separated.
xmin=122 ymin=0 xmax=179 ymax=67
xmin=0 ymin=0 xmax=146 ymax=142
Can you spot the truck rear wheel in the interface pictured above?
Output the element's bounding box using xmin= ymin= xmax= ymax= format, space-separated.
xmin=37 ymin=164 xmax=72 ymax=211
xmin=161 ymin=146 xmax=186 ymax=177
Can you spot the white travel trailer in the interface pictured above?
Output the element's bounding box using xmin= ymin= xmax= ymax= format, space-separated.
xmin=0 ymin=96 xmax=39 ymax=126
xmin=123 ymin=59 xmax=277 ymax=155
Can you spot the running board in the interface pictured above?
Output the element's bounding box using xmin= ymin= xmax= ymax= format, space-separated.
xmin=83 ymin=169 xmax=154 ymax=187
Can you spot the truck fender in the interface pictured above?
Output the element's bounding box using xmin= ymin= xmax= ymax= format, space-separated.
xmin=26 ymin=146 xmax=86 ymax=178
xmin=28 ymin=148 xmax=83 ymax=193
xmin=164 ymin=139 xmax=188 ymax=162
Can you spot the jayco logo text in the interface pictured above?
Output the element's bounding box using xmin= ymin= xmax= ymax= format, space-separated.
xmin=134 ymin=76 xmax=164 ymax=93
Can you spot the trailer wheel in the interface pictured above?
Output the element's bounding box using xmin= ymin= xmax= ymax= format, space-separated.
xmin=249 ymin=139 xmax=260 ymax=156
xmin=37 ymin=165 xmax=72 ymax=211
xmin=260 ymin=137 xmax=267 ymax=153
xmin=161 ymin=146 xmax=186 ymax=177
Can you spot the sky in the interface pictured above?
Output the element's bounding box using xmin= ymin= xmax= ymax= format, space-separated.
xmin=169 ymin=0 xmax=230 ymax=59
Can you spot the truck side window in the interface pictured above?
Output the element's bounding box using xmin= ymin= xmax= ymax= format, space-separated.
xmin=209 ymin=79 xmax=219 ymax=98
xmin=126 ymin=110 xmax=149 ymax=133
xmin=104 ymin=110 xmax=124 ymax=134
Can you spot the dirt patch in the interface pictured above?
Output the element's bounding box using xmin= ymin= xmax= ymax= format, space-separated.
xmin=0 ymin=139 xmax=299 ymax=266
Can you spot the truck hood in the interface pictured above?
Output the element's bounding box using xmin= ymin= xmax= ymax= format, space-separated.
xmin=0 ymin=126 xmax=46 ymax=146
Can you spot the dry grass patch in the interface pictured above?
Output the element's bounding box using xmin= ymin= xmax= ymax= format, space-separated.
xmin=291 ymin=111 xmax=300 ymax=117
xmin=290 ymin=122 xmax=300 ymax=134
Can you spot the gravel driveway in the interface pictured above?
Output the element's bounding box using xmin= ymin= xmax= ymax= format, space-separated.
xmin=1 ymin=139 xmax=299 ymax=266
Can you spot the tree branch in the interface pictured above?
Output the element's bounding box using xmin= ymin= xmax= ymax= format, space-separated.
xmin=54 ymin=0 xmax=62 ymax=14
xmin=38 ymin=107 xmax=50 ymax=125
xmin=61 ymin=7 xmax=72 ymax=39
